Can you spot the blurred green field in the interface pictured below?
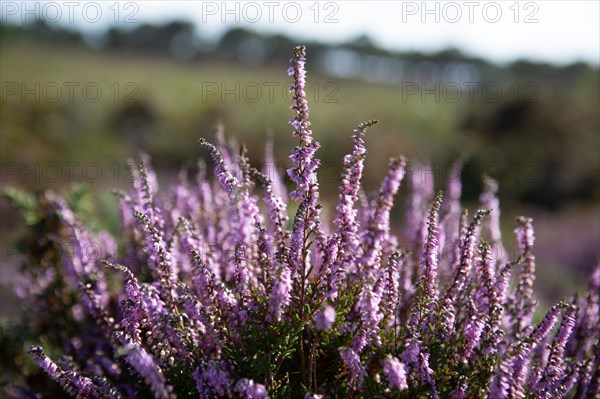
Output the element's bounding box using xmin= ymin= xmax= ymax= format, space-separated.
xmin=1 ymin=39 xmax=476 ymax=182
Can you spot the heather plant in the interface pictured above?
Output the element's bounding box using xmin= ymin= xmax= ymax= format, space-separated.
xmin=4 ymin=46 xmax=599 ymax=398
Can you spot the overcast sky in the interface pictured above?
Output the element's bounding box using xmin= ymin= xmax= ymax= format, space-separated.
xmin=3 ymin=1 xmax=599 ymax=65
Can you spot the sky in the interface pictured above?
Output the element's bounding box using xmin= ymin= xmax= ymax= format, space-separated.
xmin=2 ymin=1 xmax=599 ymax=65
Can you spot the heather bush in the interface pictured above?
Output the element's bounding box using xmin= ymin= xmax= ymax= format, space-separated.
xmin=5 ymin=46 xmax=599 ymax=398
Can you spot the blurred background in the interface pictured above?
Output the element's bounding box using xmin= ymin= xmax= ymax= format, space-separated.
xmin=1 ymin=1 xmax=598 ymax=330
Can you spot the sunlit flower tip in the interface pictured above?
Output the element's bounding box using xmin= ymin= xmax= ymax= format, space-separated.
xmin=382 ymin=355 xmax=408 ymax=391
xmin=315 ymin=305 xmax=336 ymax=330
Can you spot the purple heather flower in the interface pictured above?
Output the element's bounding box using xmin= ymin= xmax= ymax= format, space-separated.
xmin=511 ymin=216 xmax=537 ymax=338
xmin=439 ymin=209 xmax=490 ymax=336
xmin=326 ymin=121 xmax=378 ymax=300
xmin=382 ymin=355 xmax=408 ymax=391
xmin=190 ymin=248 xmax=237 ymax=318
xmin=28 ymin=347 xmax=111 ymax=399
xmin=381 ymin=251 xmax=402 ymax=326
xmin=421 ymin=191 xmax=443 ymax=304
xmin=479 ymin=177 xmax=506 ymax=267
xmin=570 ymin=264 xmax=600 ymax=360
xmin=460 ymin=314 xmax=485 ymax=363
xmin=123 ymin=343 xmax=174 ymax=399
xmin=442 ymin=161 xmax=463 ymax=215
xmin=554 ymin=362 xmax=581 ymax=398
xmin=286 ymin=48 xmax=323 ymax=299
xmin=449 ymin=376 xmax=469 ymax=399
xmin=133 ymin=210 xmax=178 ymax=300
xmin=473 ymin=240 xmax=493 ymax=315
xmin=268 ymin=263 xmax=292 ymax=322
xmin=287 ymin=45 xmax=321 ymax=211
xmin=334 ymin=120 xmax=378 ymax=256
xmin=198 ymin=138 xmax=239 ymax=195
xmin=418 ymin=352 xmax=440 ymax=399
xmin=140 ymin=153 xmax=159 ymax=200
xmin=231 ymin=243 xmax=253 ymax=300
xmin=125 ymin=156 xmax=159 ymax=224
xmin=250 ymin=384 xmax=267 ymax=398
xmin=250 ymin=167 xmax=289 ymax=260
xmin=489 ymin=360 xmax=512 ymax=399
xmin=289 ymin=202 xmax=307 ymax=276
xmin=574 ymin=358 xmax=596 ymax=399
xmin=180 ymin=292 xmax=220 ymax=353
xmin=401 ymin=339 xmax=422 ymax=365
xmin=507 ymin=302 xmax=567 ymax=398
xmin=534 ymin=304 xmax=578 ymax=395
xmin=315 ymin=233 xmax=340 ymax=287
xmin=446 ymin=208 xmax=470 ymax=275
xmin=51 ymin=195 xmax=110 ymax=304
xmin=353 ymin=279 xmax=384 ymax=352
xmin=339 ymin=347 xmax=367 ymax=389
xmin=63 ymin=371 xmax=108 ymax=398
xmin=315 ymin=304 xmax=336 ymax=330
xmin=494 ymin=264 xmax=512 ymax=328
xmin=193 ymin=359 xmax=233 ymax=398
xmin=103 ymin=261 xmax=148 ymax=343
xmin=320 ymin=234 xmax=347 ymax=300
xmin=214 ymin=122 xmax=237 ymax=172
xmin=28 ymin=346 xmax=60 ymax=381
xmin=361 ymin=156 xmax=406 ymax=281
xmin=264 ymin=140 xmax=287 ymax=201
xmin=439 ymin=162 xmax=462 ymax=279
xmin=235 ymin=378 xmax=268 ymax=399
xmin=404 ymin=161 xmax=434 ymax=244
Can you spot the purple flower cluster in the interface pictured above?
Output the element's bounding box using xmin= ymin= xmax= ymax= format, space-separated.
xmin=11 ymin=46 xmax=599 ymax=398
xmin=382 ymin=355 xmax=408 ymax=391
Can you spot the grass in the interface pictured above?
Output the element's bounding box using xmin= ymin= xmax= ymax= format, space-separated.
xmin=0 ymin=39 xmax=468 ymax=177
